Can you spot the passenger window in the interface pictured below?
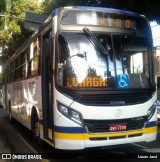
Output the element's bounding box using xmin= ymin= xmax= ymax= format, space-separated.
xmin=28 ymin=38 xmax=40 ymax=76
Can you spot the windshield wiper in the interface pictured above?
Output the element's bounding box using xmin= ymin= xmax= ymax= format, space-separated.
xmin=83 ymin=27 xmax=111 ymax=77
xmin=83 ymin=27 xmax=109 ymax=56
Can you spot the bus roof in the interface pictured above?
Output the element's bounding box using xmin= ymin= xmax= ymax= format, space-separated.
xmin=63 ymin=6 xmax=143 ymax=17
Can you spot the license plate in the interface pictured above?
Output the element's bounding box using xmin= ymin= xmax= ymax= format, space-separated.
xmin=109 ymin=123 xmax=127 ymax=132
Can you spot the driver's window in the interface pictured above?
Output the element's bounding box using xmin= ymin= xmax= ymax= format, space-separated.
xmin=129 ymin=52 xmax=149 ymax=88
xmin=130 ymin=53 xmax=143 ymax=74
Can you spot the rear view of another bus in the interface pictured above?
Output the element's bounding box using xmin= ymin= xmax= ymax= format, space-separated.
xmin=54 ymin=7 xmax=157 ymax=150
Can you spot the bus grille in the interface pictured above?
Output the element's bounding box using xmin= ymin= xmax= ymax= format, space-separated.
xmin=84 ymin=116 xmax=146 ymax=133
xmin=77 ymin=92 xmax=152 ymax=106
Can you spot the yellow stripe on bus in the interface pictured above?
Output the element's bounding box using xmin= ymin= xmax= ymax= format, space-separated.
xmin=39 ymin=124 xmax=52 ymax=134
xmin=54 ymin=126 xmax=157 ymax=140
xmin=54 ymin=132 xmax=84 ymax=140
xmin=143 ymin=126 xmax=158 ymax=134
xmin=40 ymin=124 xmax=157 ymax=140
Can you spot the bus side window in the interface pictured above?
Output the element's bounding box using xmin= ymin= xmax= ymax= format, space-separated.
xmin=15 ymin=66 xmax=21 ymax=80
xmin=21 ymin=49 xmax=28 ymax=79
xmin=28 ymin=38 xmax=40 ymax=77
xmin=11 ymin=61 xmax=15 ymax=82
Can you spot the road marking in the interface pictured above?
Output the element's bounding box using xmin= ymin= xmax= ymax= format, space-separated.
xmin=142 ymin=148 xmax=160 ymax=153
xmin=8 ymin=125 xmax=37 ymax=153
xmin=131 ymin=143 xmax=147 ymax=149
xmin=7 ymin=122 xmax=50 ymax=162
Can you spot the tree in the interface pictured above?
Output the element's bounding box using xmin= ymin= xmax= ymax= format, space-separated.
xmin=0 ymin=0 xmax=6 ymax=13
xmin=0 ymin=0 xmax=43 ymax=60
xmin=0 ymin=0 xmax=6 ymax=30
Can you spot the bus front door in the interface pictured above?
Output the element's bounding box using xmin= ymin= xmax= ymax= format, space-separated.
xmin=42 ymin=38 xmax=54 ymax=142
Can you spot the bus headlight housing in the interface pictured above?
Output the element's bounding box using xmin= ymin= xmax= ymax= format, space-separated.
xmin=147 ymin=103 xmax=157 ymax=120
xmin=57 ymin=102 xmax=83 ymax=125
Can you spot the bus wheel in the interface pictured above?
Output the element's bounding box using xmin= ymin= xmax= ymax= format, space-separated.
xmin=8 ymin=102 xmax=13 ymax=122
xmin=33 ymin=121 xmax=40 ymax=140
xmin=9 ymin=109 xmax=12 ymax=121
xmin=31 ymin=112 xmax=42 ymax=144
xmin=32 ymin=118 xmax=44 ymax=146
xmin=32 ymin=115 xmax=40 ymax=140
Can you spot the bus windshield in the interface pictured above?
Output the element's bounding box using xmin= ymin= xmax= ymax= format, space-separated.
xmin=57 ymin=31 xmax=152 ymax=89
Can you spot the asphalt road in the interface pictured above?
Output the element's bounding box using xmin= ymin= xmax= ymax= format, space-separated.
xmin=0 ymin=107 xmax=160 ymax=162
xmin=0 ymin=108 xmax=43 ymax=162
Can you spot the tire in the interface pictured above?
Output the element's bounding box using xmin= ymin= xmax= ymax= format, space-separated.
xmin=33 ymin=120 xmax=40 ymax=141
xmin=31 ymin=110 xmax=43 ymax=146
xmin=32 ymin=112 xmax=40 ymax=140
xmin=8 ymin=101 xmax=13 ymax=123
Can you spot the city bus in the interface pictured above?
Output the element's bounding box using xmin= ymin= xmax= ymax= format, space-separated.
xmin=2 ymin=6 xmax=157 ymax=150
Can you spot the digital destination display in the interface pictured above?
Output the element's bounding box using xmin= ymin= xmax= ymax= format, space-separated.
xmin=67 ymin=77 xmax=107 ymax=88
xmin=60 ymin=9 xmax=146 ymax=29
xmin=98 ymin=17 xmax=136 ymax=29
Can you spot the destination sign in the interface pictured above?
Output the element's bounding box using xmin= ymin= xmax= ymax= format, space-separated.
xmin=60 ymin=10 xmax=147 ymax=29
xmin=98 ymin=17 xmax=136 ymax=29
xmin=66 ymin=77 xmax=107 ymax=88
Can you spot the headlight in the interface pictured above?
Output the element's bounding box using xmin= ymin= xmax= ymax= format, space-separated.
xmin=147 ymin=102 xmax=157 ymax=120
xmin=57 ymin=102 xmax=83 ymax=125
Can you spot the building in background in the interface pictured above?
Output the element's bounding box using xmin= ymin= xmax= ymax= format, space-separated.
xmin=151 ymin=21 xmax=160 ymax=98
xmin=151 ymin=21 xmax=160 ymax=76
